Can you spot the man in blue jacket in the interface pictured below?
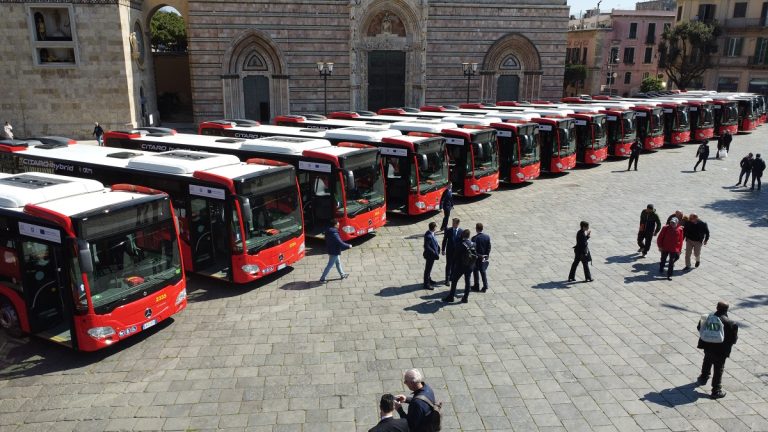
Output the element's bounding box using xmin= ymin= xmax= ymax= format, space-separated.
xmin=422 ymin=222 xmax=440 ymax=290
xmin=320 ymin=219 xmax=352 ymax=282
xmin=396 ymin=369 xmax=438 ymax=432
xmin=471 ymin=223 xmax=491 ymax=292
xmin=441 ymin=218 xmax=461 ymax=286
xmin=438 ymin=182 xmax=453 ymax=231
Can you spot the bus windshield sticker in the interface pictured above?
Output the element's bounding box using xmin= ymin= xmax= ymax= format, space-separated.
xmin=538 ymin=125 xmax=553 ymax=131
xmin=663 ymin=109 xmax=672 ymax=113
xmin=298 ymin=161 xmax=332 ymax=173
xmin=19 ymin=222 xmax=61 ymax=244
xmin=445 ymin=137 xmax=464 ymax=145
xmin=189 ymin=185 xmax=226 ymax=200
xmin=607 ymin=116 xmax=617 ymax=121
xmin=636 ymin=112 xmax=646 ymax=117
xmin=575 ymin=120 xmax=587 ymax=126
xmin=690 ymin=107 xmax=698 ymax=111
xmin=379 ymin=147 xmax=408 ymax=157
xmin=497 ymin=130 xmax=512 ymax=137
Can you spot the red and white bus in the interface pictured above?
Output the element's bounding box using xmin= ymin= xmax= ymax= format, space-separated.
xmin=1 ymin=139 xmax=304 ymax=284
xmin=108 ymin=128 xmax=386 ymax=241
xmin=529 ymin=116 xmax=577 ymax=173
xmin=711 ymin=99 xmax=740 ymax=136
xmin=0 ymin=171 xmax=186 ymax=351
xmin=602 ymin=108 xmax=639 ymax=155
xmin=632 ymin=105 xmax=665 ymax=150
xmin=491 ymin=121 xmax=541 ymax=182
xmin=685 ymin=100 xmax=715 ymax=141
xmin=199 ymin=120 xmax=449 ymax=215
xmin=569 ymin=113 xmax=608 ymax=164
xmin=734 ymin=96 xmax=759 ymax=132
xmin=657 ymin=101 xmax=691 ymax=144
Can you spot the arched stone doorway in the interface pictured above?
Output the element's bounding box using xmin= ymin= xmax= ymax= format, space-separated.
xmin=221 ymin=30 xmax=288 ymax=121
xmin=350 ymin=0 xmax=427 ymax=111
xmin=481 ymin=34 xmax=543 ymax=103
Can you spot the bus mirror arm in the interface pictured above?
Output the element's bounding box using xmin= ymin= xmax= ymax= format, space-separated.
xmin=473 ymin=143 xmax=484 ymax=159
xmin=419 ymin=154 xmax=428 ymax=171
xmin=240 ymin=197 xmax=253 ymax=229
xmin=76 ymin=239 xmax=94 ymax=274
xmin=345 ymin=171 xmax=356 ymax=190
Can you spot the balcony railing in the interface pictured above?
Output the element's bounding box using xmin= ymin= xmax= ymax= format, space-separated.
xmin=723 ymin=17 xmax=768 ymax=29
xmin=748 ymin=56 xmax=768 ymax=68
xmin=718 ymin=56 xmax=748 ymax=67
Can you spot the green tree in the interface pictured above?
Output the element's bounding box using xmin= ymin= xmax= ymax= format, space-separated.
xmin=150 ymin=11 xmax=187 ymax=52
xmin=640 ymin=76 xmax=665 ymax=93
xmin=563 ymin=64 xmax=587 ymax=91
xmin=657 ymin=20 xmax=720 ymax=90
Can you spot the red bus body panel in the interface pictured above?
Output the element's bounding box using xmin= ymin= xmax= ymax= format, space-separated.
xmin=740 ymin=118 xmax=758 ymax=132
xmin=551 ymin=154 xmax=576 ymax=173
xmin=338 ymin=205 xmax=387 ymax=240
xmin=671 ymin=130 xmax=691 ymax=144
xmin=231 ymin=234 xmax=306 ymax=284
xmin=409 ymin=187 xmax=443 ymax=214
xmin=72 ymin=278 xmax=187 ymax=351
xmin=0 ymin=284 xmax=31 ymax=333
xmin=510 ymin=162 xmax=541 ymax=183
xmin=694 ymin=127 xmax=714 ymax=141
xmin=463 ymin=172 xmax=500 ymax=197
xmin=644 ymin=135 xmax=664 ymax=150
xmin=718 ymin=124 xmax=738 ymax=136
xmin=585 ymin=146 xmax=608 ymax=164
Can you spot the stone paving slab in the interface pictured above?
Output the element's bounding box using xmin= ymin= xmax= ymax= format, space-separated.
xmin=1 ymin=127 xmax=768 ymax=431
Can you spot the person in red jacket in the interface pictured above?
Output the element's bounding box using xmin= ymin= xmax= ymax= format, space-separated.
xmin=657 ymin=217 xmax=684 ymax=280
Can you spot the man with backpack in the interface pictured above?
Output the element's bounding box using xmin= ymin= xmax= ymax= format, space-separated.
xmin=697 ymin=301 xmax=739 ymax=399
xmin=693 ymin=141 xmax=710 ymax=171
xmin=443 ymin=229 xmax=475 ymax=303
xmin=395 ymin=369 xmax=441 ymax=432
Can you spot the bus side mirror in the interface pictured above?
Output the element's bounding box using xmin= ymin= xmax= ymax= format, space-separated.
xmin=419 ymin=154 xmax=428 ymax=170
xmin=77 ymin=239 xmax=94 ymax=274
xmin=240 ymin=197 xmax=253 ymax=229
xmin=345 ymin=171 xmax=356 ymax=190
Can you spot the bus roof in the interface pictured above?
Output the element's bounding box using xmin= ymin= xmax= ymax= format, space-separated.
xmin=390 ymin=120 xmax=459 ymax=133
xmin=278 ymin=116 xmax=390 ymax=129
xmin=442 ymin=116 xmax=502 ymax=126
xmin=238 ymin=135 xmax=333 ymax=154
xmin=0 ymin=172 xmax=150 ymax=216
xmin=496 ymin=112 xmax=540 ymax=121
xmin=323 ymin=127 xmax=402 ymax=142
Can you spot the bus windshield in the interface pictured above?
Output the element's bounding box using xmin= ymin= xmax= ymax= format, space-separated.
xmin=558 ymin=122 xmax=577 ymax=157
xmin=724 ymin=105 xmax=739 ymax=123
xmin=677 ymin=107 xmax=690 ymax=130
xmin=519 ymin=127 xmax=540 ymax=166
xmin=472 ymin=131 xmax=498 ymax=178
xmin=240 ymin=187 xmax=302 ymax=253
xmin=593 ymin=118 xmax=607 ymax=149
xmin=345 ymin=162 xmax=385 ymax=217
xmin=651 ymin=112 xmax=663 ymax=134
xmin=79 ymin=203 xmax=181 ymax=314
xmin=739 ymin=100 xmax=754 ymax=117
xmin=701 ymin=106 xmax=714 ymax=126
xmin=416 ymin=143 xmax=449 ymax=193
xmin=622 ymin=113 xmax=637 ymax=140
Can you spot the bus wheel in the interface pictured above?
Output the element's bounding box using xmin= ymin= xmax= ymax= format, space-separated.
xmin=0 ymin=298 xmax=22 ymax=338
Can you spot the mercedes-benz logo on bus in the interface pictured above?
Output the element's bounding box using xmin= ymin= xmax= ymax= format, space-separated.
xmin=144 ymin=308 xmax=152 ymax=319
xmin=278 ymin=254 xmax=284 ymax=262
xmin=368 ymin=219 xmax=372 ymax=226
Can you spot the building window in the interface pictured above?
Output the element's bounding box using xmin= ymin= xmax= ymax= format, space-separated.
xmin=725 ymin=37 xmax=743 ymax=57
xmin=664 ymin=23 xmax=671 ymax=33
xmin=646 ymin=23 xmax=656 ymax=44
xmin=753 ymin=37 xmax=768 ymax=65
xmin=629 ymin=23 xmax=638 ymax=39
xmin=644 ymin=47 xmax=653 ymax=64
xmin=733 ymin=2 xmax=747 ymax=18
xmin=623 ymin=47 xmax=635 ymax=64
xmin=762 ymin=3 xmax=768 ymax=26
xmin=582 ymin=47 xmax=588 ymax=64
xmin=624 ymin=72 xmax=632 ymax=84
xmin=677 ymin=6 xmax=683 ymax=21
xmin=697 ymin=4 xmax=717 ymax=23
xmin=609 ymin=47 xmax=619 ymax=64
xmin=27 ymin=5 xmax=78 ymax=66
xmin=643 ymin=72 xmax=650 ymax=80
xmin=717 ymin=77 xmax=739 ymax=92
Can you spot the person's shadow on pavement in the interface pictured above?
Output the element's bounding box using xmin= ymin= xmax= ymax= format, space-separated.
xmin=623 ymin=261 xmax=664 ymax=284
xmin=640 ymin=382 xmax=708 ymax=407
xmin=404 ymin=291 xmax=455 ymax=314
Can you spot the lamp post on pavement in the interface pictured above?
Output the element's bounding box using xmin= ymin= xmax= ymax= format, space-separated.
xmin=317 ymin=62 xmax=334 ymax=115
xmin=462 ymin=62 xmax=478 ymax=103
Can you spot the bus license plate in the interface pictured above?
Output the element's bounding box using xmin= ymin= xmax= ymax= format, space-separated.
xmin=142 ymin=319 xmax=157 ymax=330
xmin=367 ymin=228 xmax=374 ymax=233
xmin=278 ymin=263 xmax=286 ymax=271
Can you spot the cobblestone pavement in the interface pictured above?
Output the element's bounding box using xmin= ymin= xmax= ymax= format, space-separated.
xmin=1 ymin=128 xmax=768 ymax=432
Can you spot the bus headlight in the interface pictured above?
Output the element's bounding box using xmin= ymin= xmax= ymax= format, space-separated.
xmin=242 ymin=264 xmax=260 ymax=275
xmin=590 ymin=155 xmax=597 ymax=160
xmin=342 ymin=225 xmax=356 ymax=234
xmin=470 ymin=184 xmax=480 ymax=192
xmin=516 ymin=173 xmax=525 ymax=179
xmin=175 ymin=288 xmax=187 ymax=306
xmin=87 ymin=326 xmax=116 ymax=340
xmin=415 ymin=201 xmax=426 ymax=209
xmin=299 ymin=242 xmax=305 ymax=253
xmin=556 ymin=162 xmax=563 ymax=169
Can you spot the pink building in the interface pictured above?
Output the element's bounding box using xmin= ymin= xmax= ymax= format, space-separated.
xmin=567 ymin=9 xmax=675 ymax=96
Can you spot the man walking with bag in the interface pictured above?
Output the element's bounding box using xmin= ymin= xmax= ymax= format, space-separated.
xmin=637 ymin=204 xmax=661 ymax=257
xmin=422 ymin=222 xmax=440 ymax=290
xmin=697 ymin=301 xmax=738 ymax=399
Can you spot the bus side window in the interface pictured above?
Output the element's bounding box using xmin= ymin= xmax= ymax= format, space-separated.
xmin=0 ymin=237 xmax=21 ymax=290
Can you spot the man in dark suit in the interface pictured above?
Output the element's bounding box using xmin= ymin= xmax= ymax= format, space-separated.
xmin=422 ymin=222 xmax=440 ymax=290
xmin=444 ymin=229 xmax=475 ymax=304
xmin=471 ymin=223 xmax=491 ymax=292
xmin=438 ymin=182 xmax=453 ymax=231
xmin=369 ymin=394 xmax=409 ymax=432
xmin=441 ymin=218 xmax=461 ymax=286
xmin=697 ymin=301 xmax=739 ymax=399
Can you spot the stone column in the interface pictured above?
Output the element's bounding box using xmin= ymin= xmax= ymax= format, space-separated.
xmin=221 ymin=74 xmax=242 ymax=118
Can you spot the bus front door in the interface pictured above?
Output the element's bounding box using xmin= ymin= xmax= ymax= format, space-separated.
xmin=190 ymin=198 xmax=229 ymax=279
xmin=299 ymin=172 xmax=335 ymax=237
xmin=445 ymin=143 xmax=465 ymax=193
xmin=20 ymin=239 xmax=72 ymax=346
xmin=384 ymin=156 xmax=408 ymax=212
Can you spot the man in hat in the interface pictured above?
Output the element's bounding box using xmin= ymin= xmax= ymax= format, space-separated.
xmin=637 ymin=204 xmax=661 ymax=257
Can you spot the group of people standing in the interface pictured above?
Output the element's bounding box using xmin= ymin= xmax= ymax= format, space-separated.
xmin=736 ymin=152 xmax=766 ymax=190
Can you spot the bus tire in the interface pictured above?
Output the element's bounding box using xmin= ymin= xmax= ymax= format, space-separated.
xmin=0 ymin=298 xmax=23 ymax=338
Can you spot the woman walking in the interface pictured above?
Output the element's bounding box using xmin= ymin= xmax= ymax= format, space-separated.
xmin=568 ymin=221 xmax=593 ymax=282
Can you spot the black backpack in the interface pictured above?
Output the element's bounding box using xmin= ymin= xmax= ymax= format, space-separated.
xmin=414 ymin=394 xmax=442 ymax=431
xmin=461 ymin=241 xmax=477 ymax=267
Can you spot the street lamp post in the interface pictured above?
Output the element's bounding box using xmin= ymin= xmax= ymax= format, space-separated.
xmin=462 ymin=62 xmax=478 ymax=103
xmin=606 ymin=52 xmax=619 ymax=96
xmin=317 ymin=61 xmax=334 ymax=115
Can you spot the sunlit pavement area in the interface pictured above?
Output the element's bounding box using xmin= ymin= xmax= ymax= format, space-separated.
xmin=1 ymin=127 xmax=768 ymax=432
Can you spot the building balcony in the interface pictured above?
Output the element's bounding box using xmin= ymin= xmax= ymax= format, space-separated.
xmin=722 ymin=17 xmax=768 ymax=30
xmin=748 ymin=56 xmax=768 ymax=68
xmin=718 ymin=56 xmax=747 ymax=67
